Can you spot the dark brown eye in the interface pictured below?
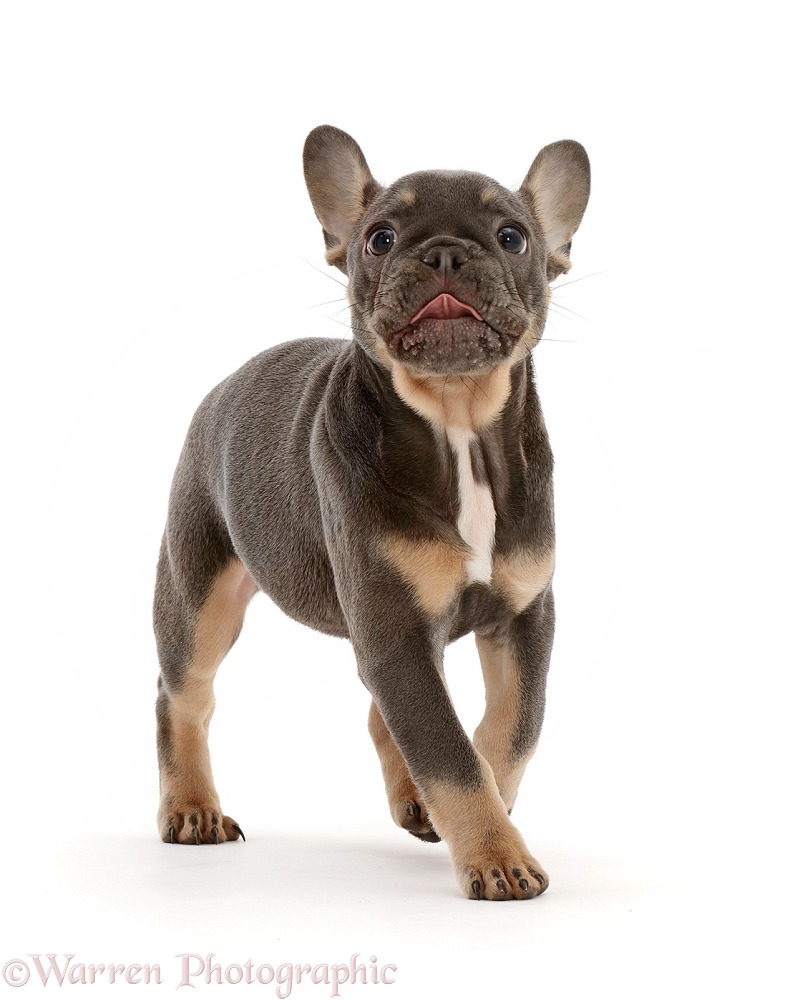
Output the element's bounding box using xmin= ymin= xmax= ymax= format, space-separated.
xmin=497 ymin=225 xmax=527 ymax=254
xmin=367 ymin=227 xmax=396 ymax=255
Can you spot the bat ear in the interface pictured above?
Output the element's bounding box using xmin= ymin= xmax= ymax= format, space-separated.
xmin=303 ymin=126 xmax=381 ymax=273
xmin=521 ymin=140 xmax=590 ymax=280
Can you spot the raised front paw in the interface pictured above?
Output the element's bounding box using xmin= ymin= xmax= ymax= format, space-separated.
xmin=392 ymin=794 xmax=441 ymax=843
xmin=159 ymin=805 xmax=245 ymax=845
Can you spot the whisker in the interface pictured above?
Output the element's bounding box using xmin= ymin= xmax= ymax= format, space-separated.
xmin=298 ymin=256 xmax=348 ymax=289
xmin=327 ymin=303 xmax=355 ymax=319
xmin=325 ymin=314 xmax=375 ymax=337
xmin=463 ymin=374 xmax=489 ymax=401
xmin=304 ymin=296 xmax=350 ymax=311
xmin=397 ymin=370 xmax=431 ymax=406
xmin=548 ymin=301 xmax=589 ymax=322
xmin=551 ymin=270 xmax=606 ymax=292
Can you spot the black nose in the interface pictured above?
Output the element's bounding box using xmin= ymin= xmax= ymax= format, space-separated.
xmin=421 ymin=243 xmax=469 ymax=274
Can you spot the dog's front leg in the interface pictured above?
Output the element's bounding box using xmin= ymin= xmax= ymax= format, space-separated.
xmin=368 ymin=699 xmax=441 ymax=843
xmin=473 ymin=586 xmax=555 ymax=813
xmin=357 ymin=622 xmax=548 ymax=900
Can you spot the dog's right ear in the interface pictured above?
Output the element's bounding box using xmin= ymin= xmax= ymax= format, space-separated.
xmin=303 ymin=126 xmax=381 ymax=273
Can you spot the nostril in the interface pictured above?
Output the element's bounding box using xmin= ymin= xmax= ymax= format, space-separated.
xmin=422 ymin=245 xmax=468 ymax=271
xmin=423 ymin=248 xmax=442 ymax=269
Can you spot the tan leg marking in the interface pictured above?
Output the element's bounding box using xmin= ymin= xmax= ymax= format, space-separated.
xmin=158 ymin=558 xmax=257 ymax=844
xmin=492 ymin=547 xmax=555 ymax=613
xmin=424 ymin=759 xmax=548 ymax=901
xmin=368 ymin=701 xmax=438 ymax=840
xmin=473 ymin=635 xmax=536 ymax=811
xmin=380 ymin=535 xmax=467 ymax=618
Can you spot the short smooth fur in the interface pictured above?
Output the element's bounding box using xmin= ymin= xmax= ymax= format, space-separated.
xmin=154 ymin=126 xmax=590 ymax=900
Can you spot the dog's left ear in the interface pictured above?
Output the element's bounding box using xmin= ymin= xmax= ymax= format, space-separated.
xmin=303 ymin=125 xmax=382 ymax=273
xmin=521 ymin=140 xmax=590 ymax=280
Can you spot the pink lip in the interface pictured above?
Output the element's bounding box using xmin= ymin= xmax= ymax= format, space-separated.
xmin=410 ymin=293 xmax=484 ymax=324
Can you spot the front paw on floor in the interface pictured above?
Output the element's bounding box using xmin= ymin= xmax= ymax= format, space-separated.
xmin=461 ymin=858 xmax=548 ymax=901
xmin=159 ymin=807 xmax=245 ymax=845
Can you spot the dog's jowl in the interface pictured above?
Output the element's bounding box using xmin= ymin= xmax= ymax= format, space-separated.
xmin=154 ymin=126 xmax=590 ymax=900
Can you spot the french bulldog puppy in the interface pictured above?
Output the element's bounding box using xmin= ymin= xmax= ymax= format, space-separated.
xmin=154 ymin=126 xmax=590 ymax=900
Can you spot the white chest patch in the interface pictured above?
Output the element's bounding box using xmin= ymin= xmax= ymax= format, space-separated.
xmin=446 ymin=427 xmax=496 ymax=584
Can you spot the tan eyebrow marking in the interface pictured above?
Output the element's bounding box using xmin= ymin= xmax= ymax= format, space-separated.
xmin=400 ymin=189 xmax=416 ymax=206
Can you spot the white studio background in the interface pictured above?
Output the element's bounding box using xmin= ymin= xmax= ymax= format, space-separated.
xmin=1 ymin=3 xmax=783 ymax=1000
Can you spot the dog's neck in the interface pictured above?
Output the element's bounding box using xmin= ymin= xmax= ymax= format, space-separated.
xmin=389 ymin=363 xmax=517 ymax=432
xmin=358 ymin=331 xmax=524 ymax=434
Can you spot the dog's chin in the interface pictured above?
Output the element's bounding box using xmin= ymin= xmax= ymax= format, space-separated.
xmin=387 ymin=318 xmax=512 ymax=375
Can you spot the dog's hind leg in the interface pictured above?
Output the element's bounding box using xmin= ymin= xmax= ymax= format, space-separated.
xmin=154 ymin=525 xmax=257 ymax=845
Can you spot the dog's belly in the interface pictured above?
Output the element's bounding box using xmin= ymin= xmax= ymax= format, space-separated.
xmin=236 ymin=539 xmax=350 ymax=639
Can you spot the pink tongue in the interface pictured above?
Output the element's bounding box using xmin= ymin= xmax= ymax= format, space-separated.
xmin=411 ymin=293 xmax=483 ymax=324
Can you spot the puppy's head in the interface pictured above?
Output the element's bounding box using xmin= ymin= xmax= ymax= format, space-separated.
xmin=303 ymin=126 xmax=589 ymax=378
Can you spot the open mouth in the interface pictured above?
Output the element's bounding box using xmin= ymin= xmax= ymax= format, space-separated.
xmin=387 ymin=293 xmax=506 ymax=373
xmin=409 ymin=293 xmax=484 ymax=325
